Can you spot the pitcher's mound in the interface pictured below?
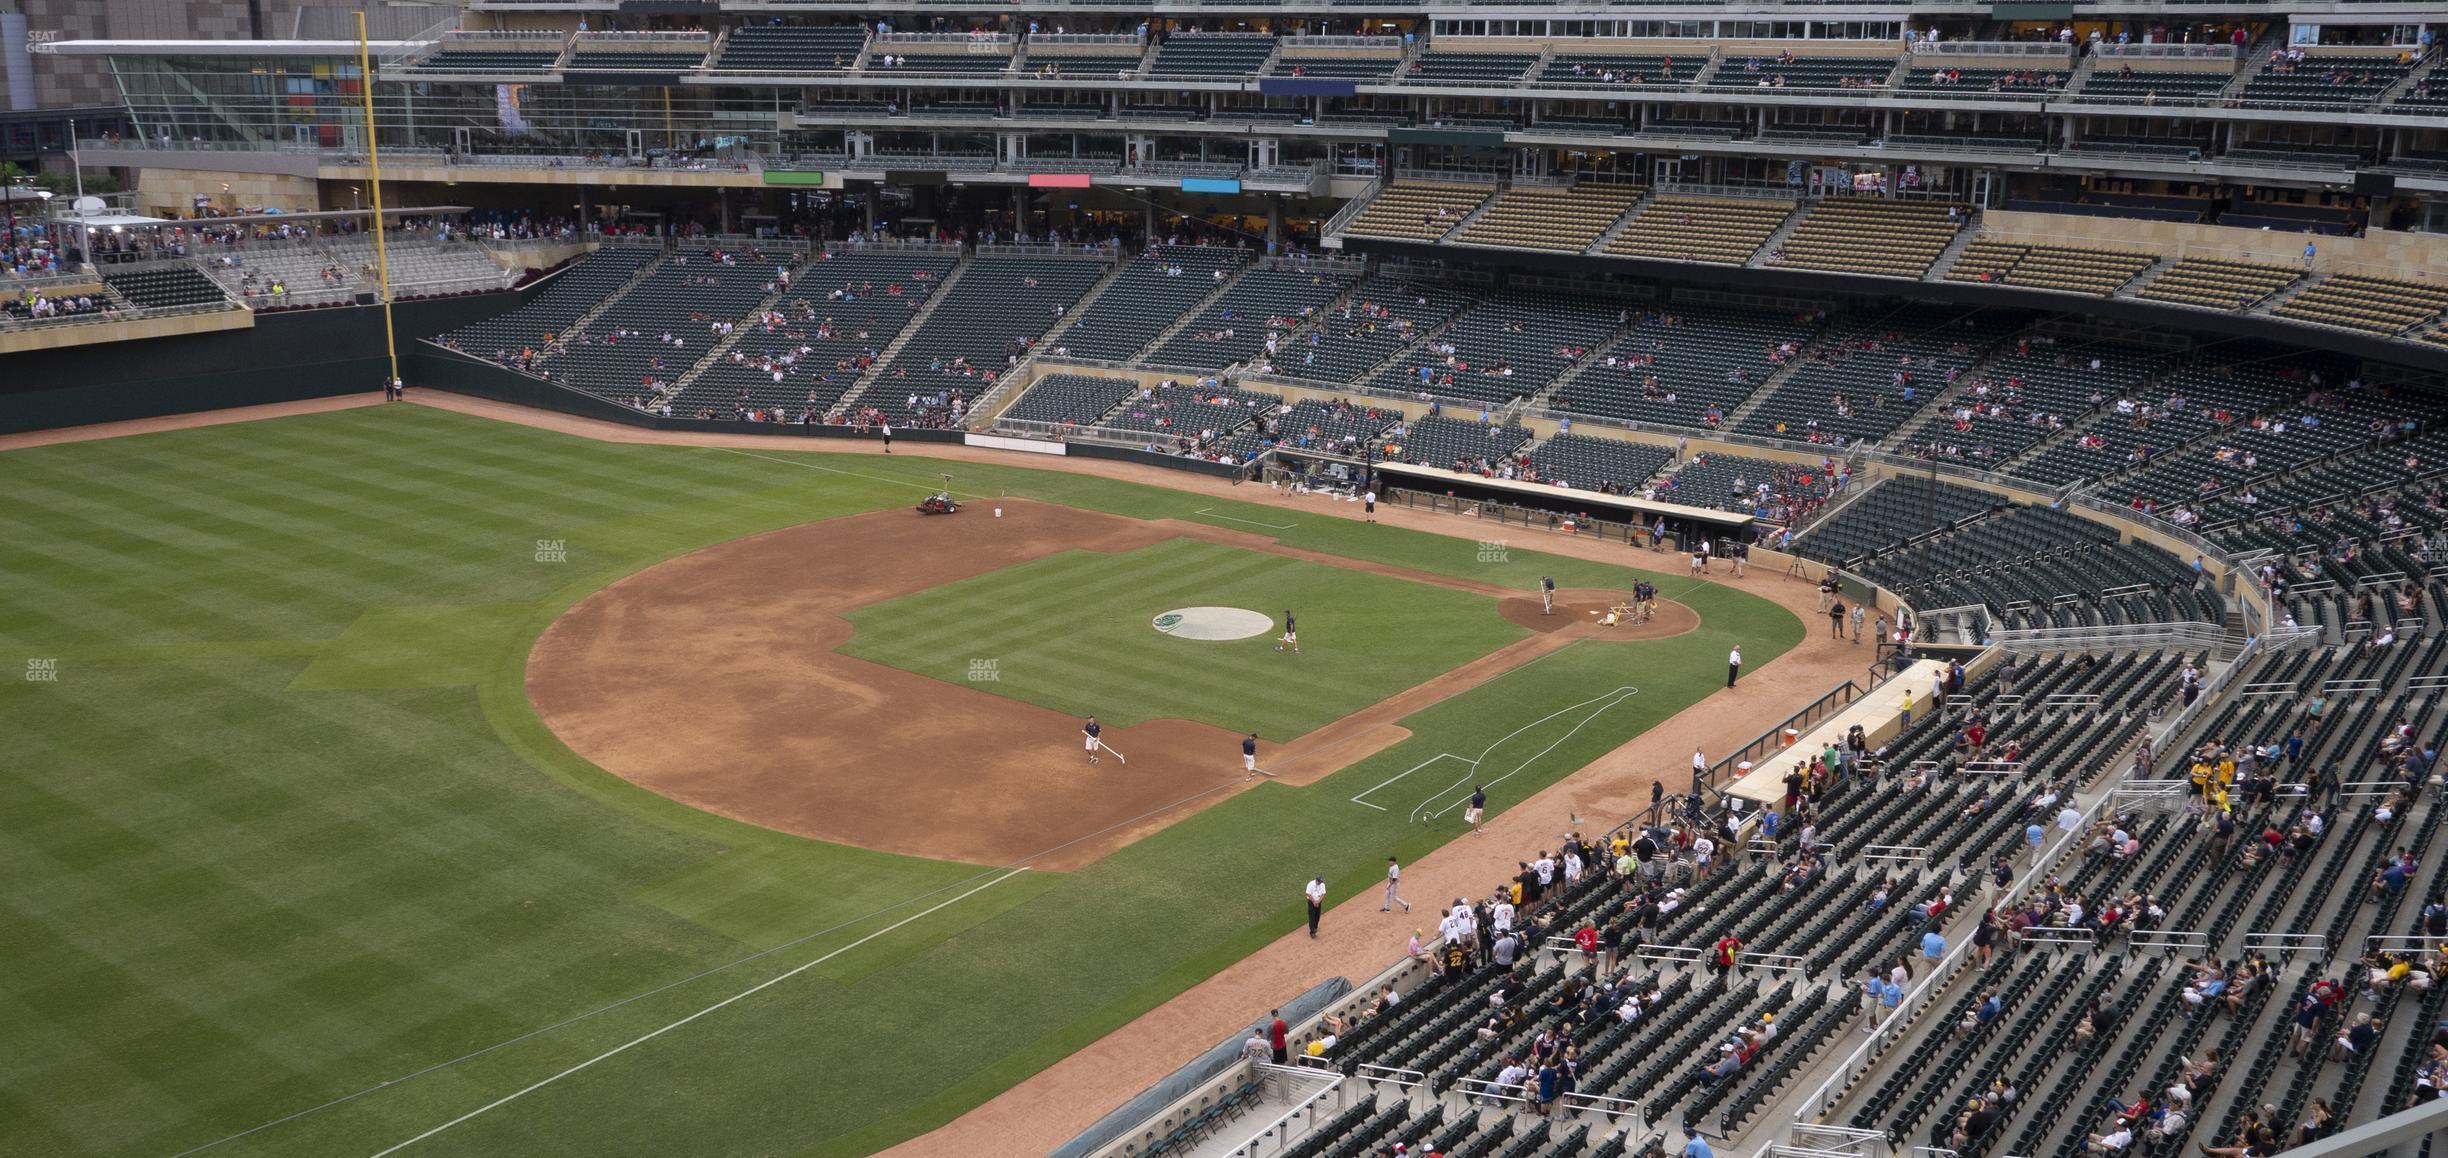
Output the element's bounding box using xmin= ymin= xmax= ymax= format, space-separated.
xmin=1152 ymin=606 xmax=1275 ymax=640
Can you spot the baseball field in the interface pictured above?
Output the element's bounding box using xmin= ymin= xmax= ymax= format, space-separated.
xmin=0 ymin=403 xmax=1802 ymax=1156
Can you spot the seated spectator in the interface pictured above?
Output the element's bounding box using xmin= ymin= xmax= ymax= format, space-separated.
xmin=1955 ymin=989 xmax=2002 ymax=1038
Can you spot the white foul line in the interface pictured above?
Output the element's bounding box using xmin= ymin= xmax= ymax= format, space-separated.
xmin=368 ymin=867 xmax=1028 ymax=1157
xmin=1193 ymin=507 xmax=1298 ymax=530
xmin=1349 ymin=753 xmax=1469 ymax=811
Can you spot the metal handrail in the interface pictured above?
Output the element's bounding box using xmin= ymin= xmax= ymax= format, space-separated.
xmin=2096 ymin=42 xmax=2239 ymax=60
xmin=1908 ymin=41 xmax=2074 ymax=60
xmin=571 ymin=30 xmax=709 ymax=43
xmin=1028 ymin=33 xmax=1141 ymax=47
xmin=1285 ymin=35 xmax=1403 ymax=50
xmin=876 ymin=31 xmax=1013 ymax=46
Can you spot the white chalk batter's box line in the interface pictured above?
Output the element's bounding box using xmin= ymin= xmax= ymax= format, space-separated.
xmin=1349 ymin=686 xmax=1640 ymax=821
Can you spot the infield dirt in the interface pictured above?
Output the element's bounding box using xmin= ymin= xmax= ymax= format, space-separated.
xmin=527 ymin=498 xmax=1691 ymax=871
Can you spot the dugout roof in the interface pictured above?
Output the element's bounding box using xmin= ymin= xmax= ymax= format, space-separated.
xmin=1371 ymin=461 xmax=1758 ymax=531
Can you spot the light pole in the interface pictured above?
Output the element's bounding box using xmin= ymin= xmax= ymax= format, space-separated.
xmin=33 ymin=189 xmax=54 ymax=268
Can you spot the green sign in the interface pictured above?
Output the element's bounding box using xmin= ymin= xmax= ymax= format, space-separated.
xmin=762 ymin=170 xmax=828 ymax=187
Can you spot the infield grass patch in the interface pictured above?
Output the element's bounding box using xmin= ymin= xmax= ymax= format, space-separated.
xmin=840 ymin=537 xmax=1527 ymax=735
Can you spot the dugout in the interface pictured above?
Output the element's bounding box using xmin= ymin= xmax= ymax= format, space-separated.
xmin=1351 ymin=459 xmax=1756 ymax=551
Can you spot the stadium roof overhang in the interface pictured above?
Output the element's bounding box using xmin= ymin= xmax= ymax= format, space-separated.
xmin=55 ymin=212 xmax=169 ymax=228
xmin=55 ymin=206 xmax=474 ymax=230
xmin=45 ymin=39 xmax=423 ymax=57
xmin=174 ymin=206 xmax=474 ymax=228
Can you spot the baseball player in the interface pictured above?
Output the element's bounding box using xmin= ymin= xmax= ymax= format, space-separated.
xmin=1277 ymin=608 xmax=1299 ymax=654
xmin=1242 ymin=733 xmax=1260 ymax=779
xmin=1382 ymin=856 xmax=1411 ymax=913
xmin=1540 ymin=576 xmax=1556 ymax=616
xmin=1083 ymin=715 xmax=1102 ymax=765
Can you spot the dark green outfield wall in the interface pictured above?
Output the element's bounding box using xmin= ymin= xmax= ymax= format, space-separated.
xmin=0 ymin=293 xmax=519 ymax=436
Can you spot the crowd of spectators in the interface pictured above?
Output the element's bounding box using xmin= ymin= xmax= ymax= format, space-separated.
xmin=5 ymin=286 xmax=107 ymax=322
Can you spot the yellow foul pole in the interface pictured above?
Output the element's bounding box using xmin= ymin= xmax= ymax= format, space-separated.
xmin=356 ymin=12 xmax=399 ymax=385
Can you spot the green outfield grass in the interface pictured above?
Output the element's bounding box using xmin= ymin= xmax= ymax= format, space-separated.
xmin=0 ymin=405 xmax=1803 ymax=1157
xmin=842 ymin=537 xmax=1528 ymax=735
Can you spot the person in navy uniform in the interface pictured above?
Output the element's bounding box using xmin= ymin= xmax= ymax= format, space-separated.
xmin=1082 ymin=715 xmax=1102 ymax=764
xmin=1242 ymin=733 xmax=1260 ymax=778
xmin=1277 ymin=609 xmax=1299 ymax=653
xmin=1541 ymin=576 xmax=1556 ymax=616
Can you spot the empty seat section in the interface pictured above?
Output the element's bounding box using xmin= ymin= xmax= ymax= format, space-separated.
xmin=565 ymin=46 xmax=706 ymax=71
xmin=1900 ymin=65 xmax=2067 ymax=93
xmin=1770 ymin=199 xmax=1965 ymax=279
xmin=1658 ymin=453 xmax=1835 ymax=520
xmin=870 ymin=48 xmax=1011 ymax=75
xmin=1257 ymin=276 xmax=1474 ymax=384
xmin=1145 ymin=33 xmax=1275 ymax=79
xmin=1737 ymin=306 xmax=2015 ymax=445
xmin=1712 ymin=53 xmax=1897 ymax=89
xmin=1402 ymin=51 xmax=1538 ymax=84
xmin=1144 ymin=266 xmax=1357 ymax=371
xmin=2073 ymin=66 xmax=2234 ymax=103
xmin=1053 ymin=245 xmax=1250 ymax=362
xmin=1944 ymin=241 xmax=2154 ymax=297
xmin=1896 ymin=335 xmax=2161 ymax=467
xmin=1789 ymin=475 xmax=2000 ymax=564
xmin=1102 ymin=381 xmax=1282 ymax=451
xmin=538 ymin=243 xmax=797 ymax=404
xmin=2239 ymin=52 xmax=2410 ymax=108
xmin=712 ymin=25 xmax=867 ymax=72
xmin=999 ymin=373 xmax=1140 ymax=428
xmin=1605 ymin=196 xmax=1791 ymax=265
xmin=668 ymin=249 xmax=955 ymax=421
xmin=410 ymin=46 xmax=563 ymax=73
xmin=438 ymin=247 xmax=658 ymax=367
xmin=1217 ymin=397 xmax=1405 ymax=461
xmin=1452 ymin=184 xmax=1644 ymax=253
xmin=2133 ymin=258 xmax=2300 ymax=311
xmin=1270 ymin=52 xmax=1399 ymax=81
xmin=1553 ymin=304 xmax=1811 ymax=430
xmin=100 ymin=264 xmax=229 ymax=309
xmin=1518 ymin=433 xmax=1675 ymax=493
xmin=2269 ymin=274 xmax=2448 ymax=336
xmin=1537 ymin=53 xmax=1703 ymax=88
xmin=1381 ymin=414 xmax=1533 ymax=471
xmin=1362 ymin=289 xmax=1625 ymax=407
xmin=867 ymin=256 xmax=1107 ymax=422
xmin=1342 ymin=182 xmax=1495 ymax=242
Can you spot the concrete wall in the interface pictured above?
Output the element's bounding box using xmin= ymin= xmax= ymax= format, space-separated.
xmin=0 ymin=304 xmax=251 ymax=355
xmin=0 ymin=290 xmax=510 ymax=434
xmin=133 ymin=166 xmax=321 ymax=216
